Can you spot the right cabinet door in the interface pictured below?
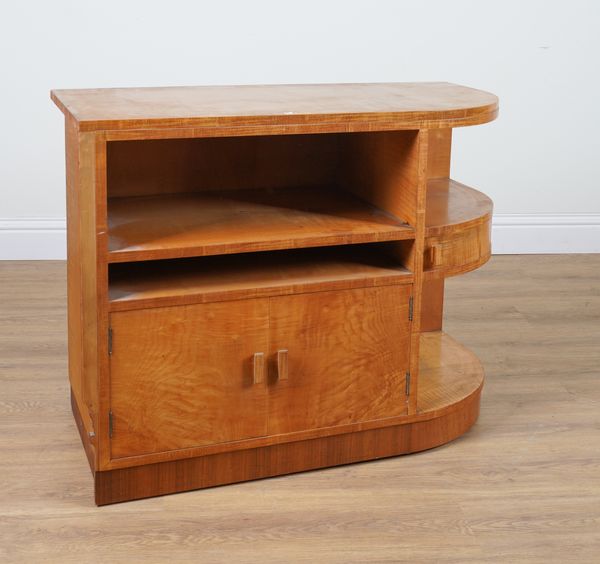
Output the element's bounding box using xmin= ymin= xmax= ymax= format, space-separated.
xmin=267 ymin=285 xmax=412 ymax=435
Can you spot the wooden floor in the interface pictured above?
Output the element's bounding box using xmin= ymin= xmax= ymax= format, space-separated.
xmin=1 ymin=256 xmax=599 ymax=563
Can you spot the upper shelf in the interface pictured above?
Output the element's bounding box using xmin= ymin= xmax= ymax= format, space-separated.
xmin=50 ymin=82 xmax=498 ymax=133
xmin=425 ymin=178 xmax=493 ymax=237
xmin=108 ymin=186 xmax=414 ymax=263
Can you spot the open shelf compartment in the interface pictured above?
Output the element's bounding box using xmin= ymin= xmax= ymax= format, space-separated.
xmin=108 ymin=186 xmax=414 ymax=263
xmin=109 ymin=244 xmax=413 ymax=311
xmin=106 ymin=131 xmax=420 ymax=264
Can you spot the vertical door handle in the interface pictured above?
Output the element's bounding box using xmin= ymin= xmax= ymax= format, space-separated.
xmin=253 ymin=352 xmax=265 ymax=385
xmin=277 ymin=349 xmax=289 ymax=381
xmin=430 ymin=244 xmax=443 ymax=267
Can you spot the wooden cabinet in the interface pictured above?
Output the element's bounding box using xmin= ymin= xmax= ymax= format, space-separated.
xmin=110 ymin=299 xmax=270 ymax=458
xmin=52 ymin=82 xmax=498 ymax=504
xmin=111 ymin=284 xmax=412 ymax=459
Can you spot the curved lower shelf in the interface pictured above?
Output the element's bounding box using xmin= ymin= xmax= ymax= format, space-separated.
xmin=88 ymin=331 xmax=483 ymax=504
xmin=417 ymin=330 xmax=484 ymax=417
xmin=423 ymin=178 xmax=492 ymax=280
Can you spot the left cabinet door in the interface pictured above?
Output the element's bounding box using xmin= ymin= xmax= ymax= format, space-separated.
xmin=109 ymin=299 xmax=269 ymax=459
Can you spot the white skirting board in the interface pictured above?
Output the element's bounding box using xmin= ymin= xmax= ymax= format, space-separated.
xmin=1 ymin=214 xmax=600 ymax=259
xmin=0 ymin=218 xmax=67 ymax=260
xmin=491 ymin=214 xmax=600 ymax=254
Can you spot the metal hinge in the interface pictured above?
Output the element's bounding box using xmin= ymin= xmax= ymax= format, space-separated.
xmin=405 ymin=372 xmax=411 ymax=396
xmin=408 ymin=296 xmax=414 ymax=321
xmin=108 ymin=410 xmax=114 ymax=438
xmin=108 ymin=326 xmax=113 ymax=356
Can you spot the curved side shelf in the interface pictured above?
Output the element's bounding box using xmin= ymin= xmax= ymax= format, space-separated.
xmin=418 ymin=331 xmax=484 ymax=416
xmin=399 ymin=331 xmax=484 ymax=455
xmin=423 ymin=179 xmax=492 ymax=280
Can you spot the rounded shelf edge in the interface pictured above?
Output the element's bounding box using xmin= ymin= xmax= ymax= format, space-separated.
xmin=423 ymin=179 xmax=493 ymax=280
xmin=402 ymin=331 xmax=485 ymax=453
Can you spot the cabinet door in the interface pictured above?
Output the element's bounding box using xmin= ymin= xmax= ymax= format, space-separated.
xmin=268 ymin=285 xmax=411 ymax=435
xmin=110 ymin=299 xmax=269 ymax=459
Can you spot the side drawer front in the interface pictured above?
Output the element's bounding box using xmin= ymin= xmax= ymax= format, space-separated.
xmin=424 ymin=218 xmax=491 ymax=279
xmin=109 ymin=299 xmax=269 ymax=459
xmin=267 ymin=284 xmax=412 ymax=435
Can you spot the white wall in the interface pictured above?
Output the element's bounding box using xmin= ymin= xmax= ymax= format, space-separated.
xmin=1 ymin=0 xmax=599 ymax=258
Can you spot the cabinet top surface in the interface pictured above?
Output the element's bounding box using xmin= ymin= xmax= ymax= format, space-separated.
xmin=51 ymin=82 xmax=498 ymax=133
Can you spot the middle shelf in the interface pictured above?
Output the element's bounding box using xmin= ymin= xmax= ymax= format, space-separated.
xmin=109 ymin=244 xmax=414 ymax=311
xmin=108 ymin=186 xmax=414 ymax=263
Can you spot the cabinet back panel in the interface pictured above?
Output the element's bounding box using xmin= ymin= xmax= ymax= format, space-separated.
xmin=107 ymin=134 xmax=342 ymax=197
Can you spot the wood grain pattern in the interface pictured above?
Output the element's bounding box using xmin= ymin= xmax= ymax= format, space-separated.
xmin=64 ymin=116 xmax=84 ymax=419
xmin=5 ymin=257 xmax=599 ymax=562
xmin=420 ymin=278 xmax=445 ymax=332
xmin=83 ymin=329 xmax=483 ymax=502
xmin=108 ymin=187 xmax=414 ymax=263
xmin=51 ymin=82 xmax=498 ymax=133
xmin=107 ymin=134 xmax=341 ymax=198
xmin=423 ymin=222 xmax=491 ymax=280
xmin=109 ymin=299 xmax=269 ymax=458
xmin=92 ymin=329 xmax=482 ymax=503
xmin=94 ymin=389 xmax=481 ymax=505
xmin=419 ymin=128 xmax=452 ymax=331
xmin=267 ymin=286 xmax=412 ymax=435
xmin=93 ymin=134 xmax=112 ymax=472
xmin=64 ymin=117 xmax=103 ymax=466
xmin=423 ymin=178 xmax=493 ymax=279
xmin=52 ymin=82 xmax=499 ymax=505
xmin=426 ymin=128 xmax=452 ymax=178
xmin=109 ymin=246 xmax=413 ymax=311
xmin=418 ymin=331 xmax=484 ymax=414
xmin=338 ymin=128 xmax=428 ymax=415
xmin=107 ymin=283 xmax=414 ymax=469
xmin=342 ymin=130 xmax=420 ymax=227
xmin=425 ymin=178 xmax=492 ymax=237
